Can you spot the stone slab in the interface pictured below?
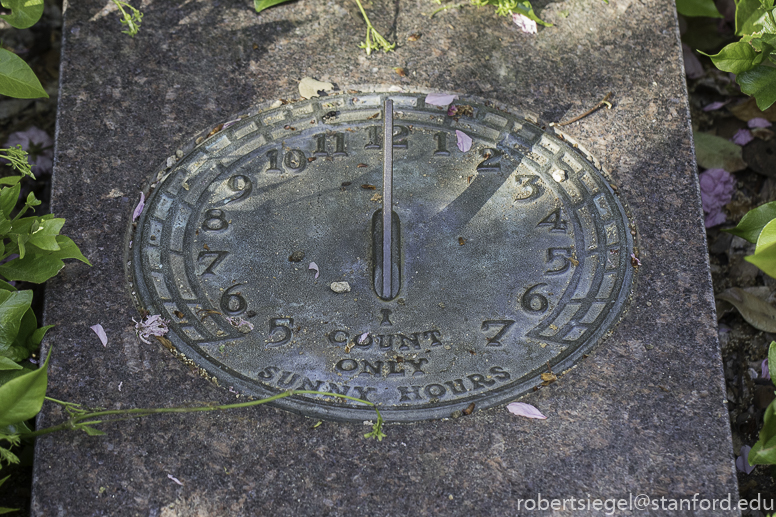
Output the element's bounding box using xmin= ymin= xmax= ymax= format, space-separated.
xmin=32 ymin=0 xmax=738 ymax=514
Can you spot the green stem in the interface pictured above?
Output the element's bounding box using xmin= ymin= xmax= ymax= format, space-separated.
xmin=428 ymin=2 xmax=468 ymax=17
xmin=20 ymin=390 xmax=384 ymax=440
xmin=354 ymin=0 xmax=395 ymax=55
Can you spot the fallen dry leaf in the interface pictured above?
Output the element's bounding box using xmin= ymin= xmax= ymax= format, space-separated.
xmin=299 ymin=77 xmax=333 ymax=99
xmin=717 ymin=287 xmax=776 ymax=332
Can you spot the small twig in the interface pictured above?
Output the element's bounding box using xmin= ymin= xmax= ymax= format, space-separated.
xmin=550 ymin=92 xmax=613 ymax=127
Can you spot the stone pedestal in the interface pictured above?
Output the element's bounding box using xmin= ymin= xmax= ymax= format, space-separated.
xmin=31 ymin=0 xmax=738 ymax=514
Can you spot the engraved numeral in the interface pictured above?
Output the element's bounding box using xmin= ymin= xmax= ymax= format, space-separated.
xmin=514 ymin=175 xmax=543 ymax=201
xmin=393 ymin=125 xmax=409 ymax=149
xmin=266 ymin=149 xmax=307 ymax=173
xmin=283 ymin=149 xmax=307 ymax=173
xmin=266 ymin=149 xmax=282 ymax=174
xmin=197 ymin=250 xmax=228 ymax=276
xmin=219 ymin=175 xmax=252 ymax=205
xmin=268 ymin=317 xmax=294 ymax=347
xmin=365 ymin=126 xmax=381 ymax=150
xmin=481 ymin=320 xmax=515 ymax=347
xmin=314 ymin=132 xmax=348 ymax=157
xmin=202 ymin=209 xmax=228 ymax=231
xmin=332 ymin=132 xmax=347 ymax=156
xmin=521 ymin=283 xmax=549 ymax=313
xmin=537 ymin=207 xmax=567 ymax=233
xmin=477 ymin=148 xmax=501 ymax=172
xmin=314 ymin=134 xmax=328 ymax=157
xmin=546 ymin=247 xmax=573 ymax=275
xmin=220 ymin=284 xmax=247 ymax=316
xmin=433 ymin=132 xmax=450 ymax=156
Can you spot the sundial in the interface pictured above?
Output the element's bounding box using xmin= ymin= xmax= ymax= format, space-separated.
xmin=126 ymin=90 xmax=634 ymax=422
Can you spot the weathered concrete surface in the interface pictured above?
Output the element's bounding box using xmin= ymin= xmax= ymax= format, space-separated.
xmin=32 ymin=0 xmax=738 ymax=514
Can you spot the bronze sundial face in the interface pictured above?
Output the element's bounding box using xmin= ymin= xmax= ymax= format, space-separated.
xmin=127 ymin=90 xmax=634 ymax=422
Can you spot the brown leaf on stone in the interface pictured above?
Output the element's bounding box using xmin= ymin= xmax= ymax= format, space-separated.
xmin=361 ymin=184 xmax=377 ymax=190
xmin=155 ymin=336 xmax=175 ymax=351
xmin=206 ymin=124 xmax=224 ymax=138
xmin=462 ymin=402 xmax=475 ymax=415
xmin=393 ymin=67 xmax=407 ymax=77
xmin=407 ymin=33 xmax=421 ymax=42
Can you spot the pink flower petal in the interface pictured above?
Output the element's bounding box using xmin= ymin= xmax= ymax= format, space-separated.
xmin=309 ymin=262 xmax=319 ymax=279
xmin=167 ymin=474 xmax=184 ymax=485
xmin=358 ymin=332 xmax=369 ymax=344
xmin=731 ymin=128 xmax=754 ymax=146
xmin=455 ymin=130 xmax=472 ymax=153
xmin=447 ymin=105 xmax=458 ymax=117
xmin=133 ymin=315 xmax=169 ymax=344
xmin=763 ymin=358 xmax=770 ymax=380
xmin=748 ymin=117 xmax=772 ymax=129
xmin=736 ymin=446 xmax=755 ymax=474
xmin=699 ymin=168 xmax=735 ymax=228
xmin=630 ymin=253 xmax=641 ymax=266
xmin=506 ymin=402 xmax=547 ymax=419
xmin=132 ymin=192 xmax=145 ymax=221
xmin=512 ymin=13 xmax=537 ymax=34
xmin=425 ymin=93 xmax=458 ymax=107
xmin=90 ymin=324 xmax=108 ymax=347
xmin=702 ymin=100 xmax=731 ymax=112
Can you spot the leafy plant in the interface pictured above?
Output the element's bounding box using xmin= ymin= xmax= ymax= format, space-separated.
xmin=469 ymin=0 xmax=550 ymax=27
xmin=723 ymin=201 xmax=776 ymax=277
xmin=112 ymin=0 xmax=143 ymax=37
xmin=255 ymin=0 xmax=395 ymax=54
xmin=0 ymin=0 xmax=47 ymax=99
xmin=0 ymin=0 xmax=142 ymax=100
xmin=700 ymin=0 xmax=776 ymax=110
xmin=749 ymin=341 xmax=776 ymax=465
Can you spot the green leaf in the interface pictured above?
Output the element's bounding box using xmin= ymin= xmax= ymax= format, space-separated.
xmin=254 ymin=0 xmax=295 ymax=13
xmin=737 ymin=0 xmax=776 ymax=34
xmin=723 ymin=201 xmax=776 ymax=242
xmin=512 ymin=1 xmax=552 ymax=27
xmin=738 ymin=65 xmax=776 ymax=111
xmin=0 ymin=348 xmax=48 ymax=428
xmin=0 ymin=290 xmax=32 ymax=351
xmin=8 ymin=306 xmax=37 ymax=361
xmin=693 ymin=131 xmax=747 ymax=171
xmin=757 ymin=218 xmax=776 ymax=249
xmin=717 ymin=287 xmax=776 ymax=332
xmin=0 ymin=280 xmax=14 ymax=293
xmin=27 ymin=218 xmax=65 ymax=251
xmin=0 ymin=508 xmax=20 ymax=515
xmin=746 ymin=241 xmax=776 ymax=277
xmin=750 ymin=401 xmax=776 ymax=464
xmin=0 ymin=183 xmax=20 ymax=219
xmin=676 ymin=0 xmax=723 ymax=17
xmin=0 ymin=236 xmax=90 ymax=283
xmin=770 ymin=341 xmax=776 ymax=388
xmin=0 ymin=177 xmax=21 ymax=186
xmin=0 ymin=357 xmax=21 ymax=371
xmin=702 ymin=40 xmax=762 ymax=74
xmin=80 ymin=426 xmax=107 ymax=436
xmin=0 ymin=49 xmax=48 ymax=99
xmin=0 ymin=0 xmax=44 ymax=29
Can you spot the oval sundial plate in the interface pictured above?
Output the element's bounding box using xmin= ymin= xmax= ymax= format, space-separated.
xmin=127 ymin=91 xmax=634 ymax=422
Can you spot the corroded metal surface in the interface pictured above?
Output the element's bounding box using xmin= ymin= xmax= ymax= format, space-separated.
xmin=128 ymin=91 xmax=633 ymax=422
